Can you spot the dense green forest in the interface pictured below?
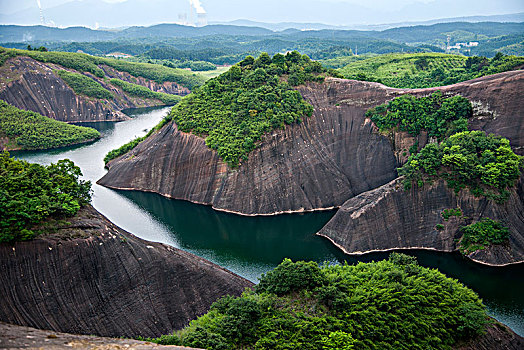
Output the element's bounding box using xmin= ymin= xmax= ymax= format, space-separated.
xmin=0 ymin=100 xmax=100 ymax=150
xmin=339 ymin=52 xmax=524 ymax=88
xmin=0 ymin=47 xmax=206 ymax=90
xmin=105 ymin=51 xmax=332 ymax=167
xmin=170 ymin=51 xmax=333 ymax=167
xmin=109 ymin=79 xmax=181 ymax=104
xmin=147 ymin=254 xmax=488 ymax=349
xmin=366 ymin=91 xmax=472 ymax=140
xmin=0 ymin=152 xmax=92 ymax=242
xmin=55 ymin=70 xmax=113 ymax=99
xmin=399 ymin=131 xmax=523 ymax=202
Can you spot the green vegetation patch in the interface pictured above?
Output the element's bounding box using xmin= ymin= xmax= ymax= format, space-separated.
xmin=338 ymin=52 xmax=524 ymax=88
xmin=366 ymin=91 xmax=472 ymax=140
xmin=442 ymin=208 xmax=463 ymax=221
xmin=55 ymin=70 xmax=113 ymax=99
xmin=167 ymin=51 xmax=333 ymax=167
xmin=459 ymin=218 xmax=510 ymax=255
xmin=103 ymin=115 xmax=172 ymax=164
xmin=0 ymin=151 xmax=92 ymax=242
xmin=109 ymin=78 xmax=181 ymax=105
xmin=147 ymin=254 xmax=488 ymax=349
xmin=399 ymin=131 xmax=524 ymax=202
xmin=104 ymin=135 xmax=146 ymax=164
xmin=97 ymin=57 xmax=206 ymax=89
xmin=0 ymin=100 xmax=100 ymax=150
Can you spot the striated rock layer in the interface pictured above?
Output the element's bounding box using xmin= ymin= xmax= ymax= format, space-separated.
xmin=318 ymin=175 xmax=524 ymax=266
xmin=0 ymin=205 xmax=253 ymax=338
xmin=0 ymin=56 xmax=184 ymax=123
xmin=99 ymin=70 xmax=524 ymax=215
xmin=0 ymin=322 xmax=201 ymax=350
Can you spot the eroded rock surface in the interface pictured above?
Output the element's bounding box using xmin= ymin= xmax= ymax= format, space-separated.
xmin=0 ymin=322 xmax=201 ymax=349
xmin=99 ymin=70 xmax=524 ymax=215
xmin=318 ymin=175 xmax=524 ymax=266
xmin=0 ymin=206 xmax=253 ymax=338
xmin=0 ymin=56 xmax=179 ymax=122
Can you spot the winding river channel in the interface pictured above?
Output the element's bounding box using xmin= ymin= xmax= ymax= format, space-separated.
xmin=13 ymin=106 xmax=524 ymax=336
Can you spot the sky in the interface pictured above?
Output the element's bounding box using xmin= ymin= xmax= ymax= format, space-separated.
xmin=0 ymin=0 xmax=523 ymax=28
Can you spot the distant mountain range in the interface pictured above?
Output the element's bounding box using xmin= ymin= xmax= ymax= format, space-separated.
xmin=1 ymin=21 xmax=523 ymax=45
xmin=0 ymin=0 xmax=523 ymax=29
xmin=215 ymin=13 xmax=524 ymax=31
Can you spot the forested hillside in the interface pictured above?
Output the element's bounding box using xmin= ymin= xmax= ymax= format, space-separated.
xmin=339 ymin=52 xmax=524 ymax=88
xmin=105 ymin=51 xmax=337 ymax=167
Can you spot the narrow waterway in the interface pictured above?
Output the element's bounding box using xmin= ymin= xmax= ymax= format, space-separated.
xmin=13 ymin=106 xmax=524 ymax=336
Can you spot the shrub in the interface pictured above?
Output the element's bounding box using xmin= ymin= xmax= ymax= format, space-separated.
xmin=255 ymin=258 xmax=326 ymax=295
xmin=459 ymin=218 xmax=510 ymax=255
xmin=366 ymin=91 xmax=472 ymax=140
xmin=150 ymin=254 xmax=488 ymax=349
xmin=0 ymin=152 xmax=92 ymax=242
xmin=399 ymin=131 xmax=523 ymax=202
xmin=442 ymin=208 xmax=463 ymax=221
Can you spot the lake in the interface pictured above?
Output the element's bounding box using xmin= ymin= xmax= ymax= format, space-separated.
xmin=13 ymin=106 xmax=524 ymax=336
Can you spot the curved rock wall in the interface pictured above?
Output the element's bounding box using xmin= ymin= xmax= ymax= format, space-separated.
xmin=0 ymin=206 xmax=252 ymax=338
xmin=98 ymin=70 xmax=524 ymax=215
xmin=0 ymin=56 xmax=176 ymax=122
xmin=318 ymin=175 xmax=524 ymax=266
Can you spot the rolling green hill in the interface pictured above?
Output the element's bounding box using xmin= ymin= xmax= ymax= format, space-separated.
xmin=0 ymin=100 xmax=100 ymax=150
xmin=338 ymin=52 xmax=524 ymax=88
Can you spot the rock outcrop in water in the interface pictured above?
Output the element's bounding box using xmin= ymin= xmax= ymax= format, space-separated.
xmin=0 ymin=56 xmax=186 ymax=122
xmin=98 ymin=70 xmax=524 ymax=216
xmin=0 ymin=205 xmax=253 ymax=338
xmin=317 ymin=176 xmax=524 ymax=266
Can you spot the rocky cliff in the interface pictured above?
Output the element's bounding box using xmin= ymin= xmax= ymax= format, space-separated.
xmin=0 ymin=56 xmax=184 ymax=123
xmin=317 ymin=175 xmax=524 ymax=266
xmin=0 ymin=205 xmax=253 ymax=338
xmin=98 ymin=70 xmax=524 ymax=215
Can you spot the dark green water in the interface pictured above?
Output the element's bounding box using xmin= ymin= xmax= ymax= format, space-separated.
xmin=14 ymin=106 xmax=524 ymax=336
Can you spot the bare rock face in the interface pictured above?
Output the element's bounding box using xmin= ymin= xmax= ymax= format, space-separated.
xmin=318 ymin=175 xmax=524 ymax=266
xmin=453 ymin=322 xmax=524 ymax=350
xmin=98 ymin=70 xmax=524 ymax=215
xmin=0 ymin=56 xmax=175 ymax=122
xmin=0 ymin=205 xmax=253 ymax=338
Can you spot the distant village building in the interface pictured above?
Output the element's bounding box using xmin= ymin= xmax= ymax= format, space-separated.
xmin=106 ymin=52 xmax=133 ymax=58
xmin=447 ymin=41 xmax=480 ymax=51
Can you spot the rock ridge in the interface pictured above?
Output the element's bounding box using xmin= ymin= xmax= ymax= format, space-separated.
xmin=0 ymin=205 xmax=253 ymax=338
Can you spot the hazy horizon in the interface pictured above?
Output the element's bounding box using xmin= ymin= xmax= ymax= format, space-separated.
xmin=0 ymin=0 xmax=523 ymax=29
